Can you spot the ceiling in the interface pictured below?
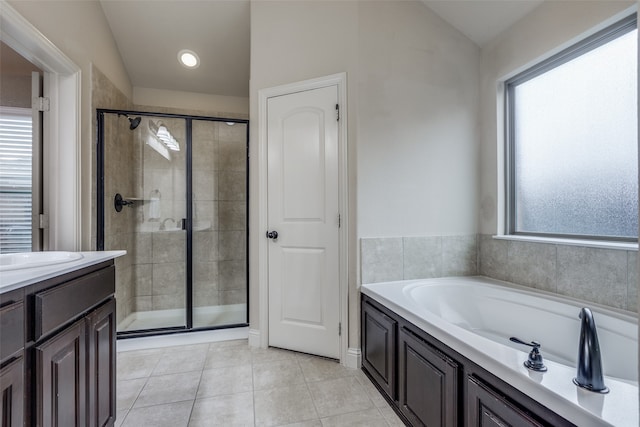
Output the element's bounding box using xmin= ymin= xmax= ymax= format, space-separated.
xmin=99 ymin=0 xmax=542 ymax=98
xmin=99 ymin=0 xmax=250 ymax=97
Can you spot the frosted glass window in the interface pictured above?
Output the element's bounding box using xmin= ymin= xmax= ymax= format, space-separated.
xmin=507 ymin=16 xmax=637 ymax=240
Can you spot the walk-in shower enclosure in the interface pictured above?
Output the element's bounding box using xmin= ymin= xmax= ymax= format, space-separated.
xmin=97 ymin=110 xmax=249 ymax=336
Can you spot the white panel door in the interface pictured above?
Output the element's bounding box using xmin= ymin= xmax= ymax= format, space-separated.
xmin=267 ymin=85 xmax=340 ymax=359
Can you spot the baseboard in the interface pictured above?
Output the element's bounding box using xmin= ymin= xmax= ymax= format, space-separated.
xmin=248 ymin=328 xmax=261 ymax=348
xmin=345 ymin=347 xmax=361 ymax=369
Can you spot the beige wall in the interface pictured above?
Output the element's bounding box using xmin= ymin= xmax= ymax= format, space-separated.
xmin=8 ymin=0 xmax=132 ymax=251
xmin=478 ymin=0 xmax=636 ymax=235
xmin=133 ymin=87 xmax=249 ymax=117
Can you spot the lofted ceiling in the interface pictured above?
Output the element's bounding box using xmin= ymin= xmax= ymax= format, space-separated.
xmin=99 ymin=0 xmax=542 ymax=98
xmin=99 ymin=0 xmax=250 ymax=98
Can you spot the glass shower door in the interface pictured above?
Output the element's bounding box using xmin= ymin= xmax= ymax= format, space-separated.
xmin=192 ymin=120 xmax=248 ymax=328
xmin=103 ymin=113 xmax=188 ymax=332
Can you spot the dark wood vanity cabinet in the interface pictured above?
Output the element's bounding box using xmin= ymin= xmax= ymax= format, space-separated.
xmin=361 ymin=294 xmax=574 ymax=427
xmin=398 ymin=326 xmax=459 ymax=427
xmin=1 ymin=260 xmax=116 ymax=427
xmin=362 ymin=298 xmax=397 ymax=400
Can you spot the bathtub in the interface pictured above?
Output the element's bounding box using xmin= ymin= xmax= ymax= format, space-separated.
xmin=361 ymin=276 xmax=638 ymax=427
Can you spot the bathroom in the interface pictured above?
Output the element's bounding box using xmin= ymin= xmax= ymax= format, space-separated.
xmin=0 ymin=0 xmax=638 ymax=426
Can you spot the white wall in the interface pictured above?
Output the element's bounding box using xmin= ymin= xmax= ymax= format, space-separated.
xmin=357 ymin=1 xmax=480 ymax=238
xmin=478 ymin=0 xmax=636 ymax=235
xmin=250 ymin=0 xmax=480 ymax=349
xmin=133 ymin=87 xmax=249 ymax=117
xmin=7 ymin=0 xmax=132 ymax=250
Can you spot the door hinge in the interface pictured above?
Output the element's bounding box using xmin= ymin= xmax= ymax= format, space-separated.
xmin=335 ymin=104 xmax=339 ymax=121
xmin=339 ymin=322 xmax=342 ymax=336
xmin=34 ymin=97 xmax=50 ymax=112
xmin=39 ymin=214 xmax=49 ymax=229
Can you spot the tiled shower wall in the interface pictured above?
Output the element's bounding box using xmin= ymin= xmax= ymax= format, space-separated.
xmin=360 ymin=234 xmax=638 ymax=313
xmin=91 ymin=66 xmax=136 ymax=325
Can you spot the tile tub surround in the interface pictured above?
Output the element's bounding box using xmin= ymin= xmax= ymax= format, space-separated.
xmin=360 ymin=235 xmax=478 ymax=284
xmin=360 ymin=234 xmax=638 ymax=312
xmin=116 ymin=340 xmax=404 ymax=427
xmin=478 ymin=235 xmax=638 ymax=312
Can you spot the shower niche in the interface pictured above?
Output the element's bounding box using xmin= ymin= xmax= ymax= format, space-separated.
xmin=97 ymin=110 xmax=249 ymax=336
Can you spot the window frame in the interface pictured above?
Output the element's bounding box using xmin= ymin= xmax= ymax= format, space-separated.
xmin=504 ymin=13 xmax=638 ymax=242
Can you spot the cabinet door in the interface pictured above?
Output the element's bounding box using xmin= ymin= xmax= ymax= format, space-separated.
xmin=0 ymin=357 xmax=24 ymax=427
xmin=399 ymin=327 xmax=459 ymax=427
xmin=87 ymin=299 xmax=116 ymax=427
xmin=36 ymin=319 xmax=86 ymax=427
xmin=361 ymin=299 xmax=397 ymax=400
xmin=467 ymin=376 xmax=544 ymax=427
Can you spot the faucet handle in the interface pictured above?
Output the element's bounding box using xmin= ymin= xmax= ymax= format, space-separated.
xmin=510 ymin=336 xmax=548 ymax=372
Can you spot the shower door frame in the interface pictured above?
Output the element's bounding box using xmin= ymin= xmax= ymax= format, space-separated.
xmin=96 ymin=108 xmax=250 ymax=338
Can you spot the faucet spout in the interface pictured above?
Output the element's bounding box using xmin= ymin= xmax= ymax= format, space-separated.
xmin=573 ymin=307 xmax=609 ymax=393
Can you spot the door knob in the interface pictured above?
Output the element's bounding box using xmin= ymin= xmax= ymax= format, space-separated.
xmin=266 ymin=230 xmax=279 ymax=239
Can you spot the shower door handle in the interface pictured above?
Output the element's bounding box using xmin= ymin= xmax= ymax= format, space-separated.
xmin=180 ymin=218 xmax=187 ymax=230
xmin=266 ymin=230 xmax=278 ymax=240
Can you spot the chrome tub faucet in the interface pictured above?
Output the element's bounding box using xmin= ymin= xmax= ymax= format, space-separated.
xmin=574 ymin=307 xmax=608 ymax=393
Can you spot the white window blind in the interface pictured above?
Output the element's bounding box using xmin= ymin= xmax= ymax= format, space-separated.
xmin=0 ymin=107 xmax=33 ymax=253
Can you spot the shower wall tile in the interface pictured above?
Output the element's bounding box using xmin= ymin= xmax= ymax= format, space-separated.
xmin=478 ymin=235 xmax=508 ymax=281
xmin=218 ymin=171 xmax=246 ymax=201
xmin=152 ymin=232 xmax=186 ymax=263
xmin=134 ymin=264 xmax=152 ymax=296
xmin=153 ymin=294 xmax=185 ymax=311
xmin=194 ymin=231 xmax=219 ymax=262
xmin=217 ymin=140 xmax=246 ymax=172
xmin=135 ymin=297 xmax=152 ymax=312
xmin=153 ymin=262 xmax=186 ymax=296
xmin=507 ymin=241 xmax=556 ymax=292
xmin=627 ymin=251 xmax=638 ymax=312
xmin=220 ymin=290 xmax=247 ymax=305
xmin=557 ymin=246 xmax=627 ymax=309
xmin=360 ymin=238 xmax=403 ymax=284
xmin=442 ymin=235 xmax=477 ymax=276
xmin=403 ymin=237 xmax=442 ymax=280
xmin=193 ymin=262 xmax=219 ymax=291
xmin=193 ymin=170 xmax=217 ymax=201
xmin=219 ymin=202 xmax=246 ymax=231
xmin=195 ymin=201 xmax=218 ymax=230
xmin=135 ymin=232 xmax=152 ymax=264
xmin=219 ymin=231 xmax=246 ymax=261
xmin=193 ymin=288 xmax=220 ymax=307
xmin=219 ymin=260 xmax=246 ymax=290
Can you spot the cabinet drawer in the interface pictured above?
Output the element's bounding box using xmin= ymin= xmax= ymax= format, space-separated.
xmin=34 ymin=266 xmax=115 ymax=341
xmin=0 ymin=300 xmax=24 ymax=363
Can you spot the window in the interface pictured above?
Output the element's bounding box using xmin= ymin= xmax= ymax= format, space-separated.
xmin=0 ymin=107 xmax=33 ymax=252
xmin=506 ymin=14 xmax=638 ymax=241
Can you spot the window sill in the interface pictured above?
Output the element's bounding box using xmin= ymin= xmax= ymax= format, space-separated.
xmin=492 ymin=234 xmax=638 ymax=252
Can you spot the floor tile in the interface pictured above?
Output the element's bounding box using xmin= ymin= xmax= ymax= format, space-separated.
xmin=134 ymin=371 xmax=201 ymax=408
xmin=152 ymin=347 xmax=207 ymax=375
xmin=278 ymin=421 xmax=323 ymax=427
xmin=320 ymin=408 xmax=388 ymax=427
xmin=254 ymin=384 xmax=318 ymax=426
xmin=354 ymin=371 xmax=388 ymax=408
xmin=299 ymin=357 xmax=356 ymax=383
xmin=204 ymin=343 xmax=253 ymax=369
xmin=251 ymin=346 xmax=297 ymax=364
xmin=197 ymin=364 xmax=253 ymax=398
xmin=188 ymin=392 xmax=254 ymax=426
xmin=115 ymin=409 xmax=128 ymax=427
xmin=117 ymin=378 xmax=147 ymax=411
xmin=253 ymin=359 xmax=305 ymax=390
xmin=121 ymin=401 xmax=193 ymax=427
xmin=378 ymin=404 xmax=405 ymax=427
xmin=308 ymin=377 xmax=374 ymax=418
xmin=117 ymin=349 xmax=164 ymax=380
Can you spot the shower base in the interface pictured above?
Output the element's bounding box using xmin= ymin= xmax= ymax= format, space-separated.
xmin=117 ymin=303 xmax=246 ymax=332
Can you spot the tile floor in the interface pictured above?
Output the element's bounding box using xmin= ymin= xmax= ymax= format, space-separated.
xmin=116 ymin=339 xmax=405 ymax=427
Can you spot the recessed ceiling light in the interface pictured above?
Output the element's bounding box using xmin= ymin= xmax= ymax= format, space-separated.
xmin=178 ymin=49 xmax=200 ymax=69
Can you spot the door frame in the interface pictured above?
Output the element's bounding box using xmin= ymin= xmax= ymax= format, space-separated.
xmin=257 ymin=73 xmax=349 ymax=364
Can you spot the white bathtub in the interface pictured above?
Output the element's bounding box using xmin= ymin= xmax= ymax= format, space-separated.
xmin=361 ymin=276 xmax=639 ymax=427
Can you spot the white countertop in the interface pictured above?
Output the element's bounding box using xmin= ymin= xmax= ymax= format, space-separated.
xmin=0 ymin=251 xmax=126 ymax=294
xmin=362 ymin=280 xmax=639 ymax=427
